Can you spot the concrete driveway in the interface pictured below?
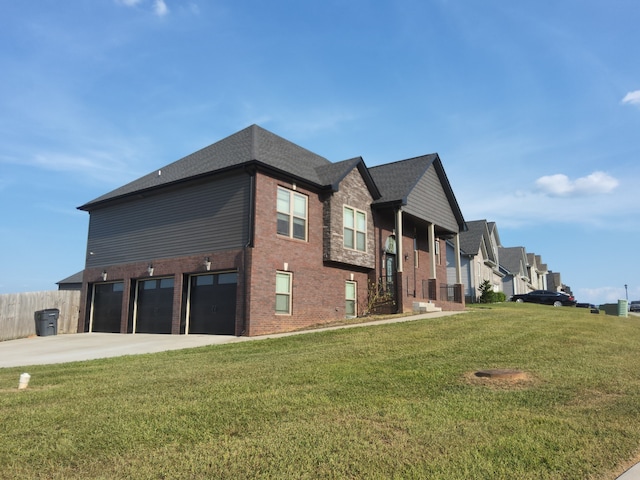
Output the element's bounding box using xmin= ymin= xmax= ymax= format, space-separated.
xmin=0 ymin=311 xmax=463 ymax=369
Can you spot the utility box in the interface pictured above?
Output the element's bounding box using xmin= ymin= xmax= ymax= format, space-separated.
xmin=34 ymin=309 xmax=59 ymax=336
xmin=618 ymin=300 xmax=629 ymax=317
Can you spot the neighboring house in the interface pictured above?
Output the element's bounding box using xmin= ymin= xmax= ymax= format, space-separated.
xmin=547 ymin=271 xmax=573 ymax=296
xmin=56 ymin=271 xmax=83 ymax=291
xmin=499 ymin=246 xmax=531 ymax=299
xmin=455 ymin=219 xmax=503 ymax=303
xmin=527 ymin=253 xmax=548 ymax=290
xmin=76 ymin=125 xmax=466 ymax=337
xmin=547 ymin=271 xmax=562 ymax=292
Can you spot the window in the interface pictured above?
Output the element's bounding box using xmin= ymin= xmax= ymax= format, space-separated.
xmin=277 ymin=187 xmax=307 ymax=240
xmin=345 ymin=281 xmax=357 ymax=318
xmin=343 ymin=207 xmax=367 ymax=251
xmin=275 ymin=272 xmax=292 ymax=315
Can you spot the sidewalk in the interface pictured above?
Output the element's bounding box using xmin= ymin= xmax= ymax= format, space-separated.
xmin=618 ymin=464 xmax=640 ymax=480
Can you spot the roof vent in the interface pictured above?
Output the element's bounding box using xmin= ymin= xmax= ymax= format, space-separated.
xmin=158 ymin=170 xmax=162 ymax=176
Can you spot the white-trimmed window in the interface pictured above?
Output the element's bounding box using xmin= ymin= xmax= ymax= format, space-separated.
xmin=345 ymin=281 xmax=357 ymax=318
xmin=343 ymin=206 xmax=367 ymax=252
xmin=275 ymin=271 xmax=292 ymax=315
xmin=277 ymin=187 xmax=307 ymax=241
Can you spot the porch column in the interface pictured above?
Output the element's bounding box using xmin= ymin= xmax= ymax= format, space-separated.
xmin=454 ymin=233 xmax=462 ymax=284
xmin=396 ymin=208 xmax=403 ymax=273
xmin=428 ymin=223 xmax=436 ymax=278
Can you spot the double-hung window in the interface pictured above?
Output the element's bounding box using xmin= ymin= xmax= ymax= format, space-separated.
xmin=275 ymin=271 xmax=292 ymax=315
xmin=345 ymin=281 xmax=357 ymax=318
xmin=277 ymin=187 xmax=307 ymax=240
xmin=343 ymin=206 xmax=367 ymax=252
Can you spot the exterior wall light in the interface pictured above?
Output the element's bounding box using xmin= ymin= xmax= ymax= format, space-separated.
xmin=205 ymin=257 xmax=211 ymax=271
xmin=147 ymin=264 xmax=154 ymax=277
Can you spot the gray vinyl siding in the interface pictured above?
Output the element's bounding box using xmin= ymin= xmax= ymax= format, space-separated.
xmin=404 ymin=167 xmax=459 ymax=233
xmin=86 ymin=174 xmax=251 ymax=268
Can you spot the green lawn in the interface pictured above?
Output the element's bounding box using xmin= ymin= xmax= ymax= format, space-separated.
xmin=2 ymin=303 xmax=640 ymax=479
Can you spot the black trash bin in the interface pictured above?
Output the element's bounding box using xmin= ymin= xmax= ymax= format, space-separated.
xmin=34 ymin=309 xmax=59 ymax=336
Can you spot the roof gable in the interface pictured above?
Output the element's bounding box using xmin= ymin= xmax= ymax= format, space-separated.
xmin=499 ymin=246 xmax=528 ymax=276
xmin=369 ymin=154 xmax=466 ymax=233
xmin=459 ymin=220 xmax=488 ymax=255
xmin=315 ymin=157 xmax=381 ymax=200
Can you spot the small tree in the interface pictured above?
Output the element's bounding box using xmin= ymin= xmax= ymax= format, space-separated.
xmin=362 ymin=278 xmax=396 ymax=316
xmin=479 ymin=280 xmax=495 ymax=304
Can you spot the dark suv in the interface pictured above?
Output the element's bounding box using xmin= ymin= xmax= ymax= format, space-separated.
xmin=630 ymin=301 xmax=640 ymax=313
xmin=511 ymin=290 xmax=577 ymax=307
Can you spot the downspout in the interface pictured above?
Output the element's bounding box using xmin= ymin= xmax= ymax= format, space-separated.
xmin=454 ymin=233 xmax=462 ymax=284
xmin=396 ymin=208 xmax=403 ymax=313
xmin=241 ymin=170 xmax=256 ymax=336
xmin=396 ymin=208 xmax=403 ymax=273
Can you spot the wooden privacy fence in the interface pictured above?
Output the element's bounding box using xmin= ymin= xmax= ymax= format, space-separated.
xmin=0 ymin=291 xmax=81 ymax=341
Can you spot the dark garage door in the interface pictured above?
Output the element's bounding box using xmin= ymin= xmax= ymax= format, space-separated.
xmin=188 ymin=272 xmax=237 ymax=335
xmin=135 ymin=278 xmax=175 ymax=334
xmin=92 ymin=282 xmax=124 ymax=333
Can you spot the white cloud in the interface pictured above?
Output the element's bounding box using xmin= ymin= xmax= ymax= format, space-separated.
xmin=116 ymin=0 xmax=169 ymax=16
xmin=622 ymin=90 xmax=640 ymax=106
xmin=153 ymin=0 xmax=169 ymax=16
xmin=535 ymin=171 xmax=618 ymax=197
xmin=9 ymin=150 xmax=140 ymax=185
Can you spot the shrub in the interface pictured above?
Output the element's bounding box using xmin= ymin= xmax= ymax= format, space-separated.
xmin=479 ymin=280 xmax=494 ymax=303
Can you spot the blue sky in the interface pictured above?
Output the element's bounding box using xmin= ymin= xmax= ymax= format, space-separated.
xmin=1 ymin=0 xmax=639 ymax=305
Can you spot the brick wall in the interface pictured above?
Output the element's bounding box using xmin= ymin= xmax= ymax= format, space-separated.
xmin=246 ymin=173 xmax=370 ymax=335
xmin=78 ymin=249 xmax=246 ymax=334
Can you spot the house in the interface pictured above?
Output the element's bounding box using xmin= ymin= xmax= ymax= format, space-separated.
xmin=56 ymin=271 xmax=83 ymax=291
xmin=527 ymin=253 xmax=548 ymax=290
xmin=455 ymin=219 xmax=503 ymax=303
xmin=76 ymin=125 xmax=466 ymax=336
xmin=499 ymin=246 xmax=531 ymax=299
xmin=546 ymin=271 xmax=573 ymax=296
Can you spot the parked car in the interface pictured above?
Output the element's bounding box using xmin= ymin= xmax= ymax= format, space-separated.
xmin=630 ymin=301 xmax=640 ymax=313
xmin=510 ymin=290 xmax=577 ymax=307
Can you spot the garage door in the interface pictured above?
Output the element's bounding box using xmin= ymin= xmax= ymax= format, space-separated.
xmin=91 ymin=282 xmax=124 ymax=333
xmin=135 ymin=278 xmax=174 ymax=334
xmin=188 ymin=272 xmax=237 ymax=335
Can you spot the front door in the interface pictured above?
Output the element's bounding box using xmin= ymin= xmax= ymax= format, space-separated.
xmin=385 ymin=254 xmax=396 ymax=293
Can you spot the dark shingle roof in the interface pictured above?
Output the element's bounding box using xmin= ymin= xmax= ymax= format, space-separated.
xmin=368 ymin=154 xmax=438 ymax=205
xmin=57 ymin=271 xmax=84 ymax=285
xmin=368 ymin=154 xmax=466 ymax=233
xmin=79 ymin=125 xmax=332 ymax=210
xmin=459 ymin=220 xmax=489 ymax=255
xmin=315 ymin=157 xmax=381 ymax=199
xmin=315 ymin=157 xmax=362 ymax=188
xmin=499 ymin=246 xmax=527 ymax=275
